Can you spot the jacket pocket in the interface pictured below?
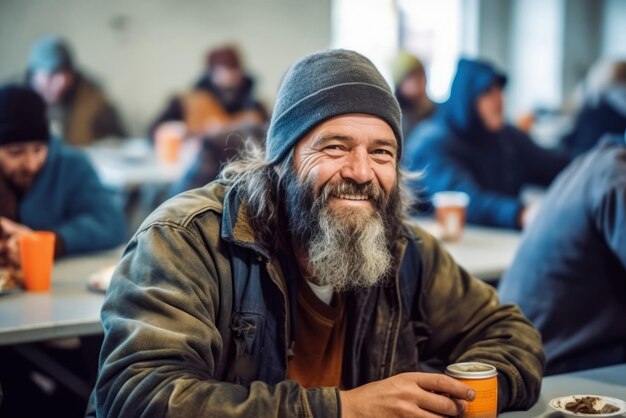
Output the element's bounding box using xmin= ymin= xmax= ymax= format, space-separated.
xmin=230 ymin=312 xmax=265 ymax=385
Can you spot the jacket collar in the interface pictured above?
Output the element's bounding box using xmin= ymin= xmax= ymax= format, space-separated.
xmin=220 ymin=184 xmax=272 ymax=260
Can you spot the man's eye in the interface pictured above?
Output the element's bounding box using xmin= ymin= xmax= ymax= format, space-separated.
xmin=372 ymin=149 xmax=393 ymax=156
xmin=324 ymin=145 xmax=344 ymax=151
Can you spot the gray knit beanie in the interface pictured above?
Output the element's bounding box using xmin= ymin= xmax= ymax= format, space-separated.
xmin=266 ymin=49 xmax=402 ymax=164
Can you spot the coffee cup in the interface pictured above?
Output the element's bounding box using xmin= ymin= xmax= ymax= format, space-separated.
xmin=155 ymin=122 xmax=186 ymax=164
xmin=432 ymin=191 xmax=470 ymax=242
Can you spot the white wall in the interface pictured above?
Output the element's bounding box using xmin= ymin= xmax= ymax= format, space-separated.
xmin=562 ymin=0 xmax=602 ymax=99
xmin=331 ymin=0 xmax=398 ymax=84
xmin=602 ymin=0 xmax=626 ymax=57
xmin=0 ymin=0 xmax=331 ymax=135
xmin=477 ymin=0 xmax=511 ymax=72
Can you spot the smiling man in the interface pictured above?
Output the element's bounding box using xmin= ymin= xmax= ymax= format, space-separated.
xmin=93 ymin=50 xmax=544 ymax=418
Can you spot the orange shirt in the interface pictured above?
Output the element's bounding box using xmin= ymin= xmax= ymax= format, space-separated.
xmin=287 ymin=277 xmax=346 ymax=388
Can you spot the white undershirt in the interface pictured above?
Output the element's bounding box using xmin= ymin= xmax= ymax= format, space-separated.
xmin=305 ymin=279 xmax=334 ymax=305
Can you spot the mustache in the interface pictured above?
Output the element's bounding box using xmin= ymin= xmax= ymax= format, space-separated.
xmin=319 ymin=179 xmax=387 ymax=209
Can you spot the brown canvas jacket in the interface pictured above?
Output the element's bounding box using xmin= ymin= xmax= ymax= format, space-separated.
xmin=93 ymin=181 xmax=544 ymax=417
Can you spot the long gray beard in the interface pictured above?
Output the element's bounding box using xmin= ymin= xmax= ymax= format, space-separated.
xmin=306 ymin=204 xmax=392 ymax=291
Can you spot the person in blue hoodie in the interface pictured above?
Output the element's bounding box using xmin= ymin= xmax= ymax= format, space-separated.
xmin=0 ymin=85 xmax=126 ymax=268
xmin=402 ymin=58 xmax=570 ymax=229
xmin=499 ymin=134 xmax=626 ymax=375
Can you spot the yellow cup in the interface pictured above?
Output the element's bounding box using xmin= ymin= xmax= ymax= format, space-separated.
xmin=19 ymin=231 xmax=56 ymax=292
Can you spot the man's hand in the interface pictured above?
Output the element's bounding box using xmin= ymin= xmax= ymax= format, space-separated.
xmin=519 ymin=201 xmax=541 ymax=229
xmin=0 ymin=217 xmax=33 ymax=267
xmin=340 ymin=372 xmax=475 ymax=418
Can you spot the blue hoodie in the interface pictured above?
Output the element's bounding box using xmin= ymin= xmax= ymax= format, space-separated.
xmin=499 ymin=135 xmax=626 ymax=374
xmin=19 ymin=137 xmax=127 ymax=254
xmin=402 ymin=58 xmax=570 ymax=228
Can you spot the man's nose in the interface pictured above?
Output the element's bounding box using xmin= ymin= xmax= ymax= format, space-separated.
xmin=22 ymin=154 xmax=41 ymax=173
xmin=341 ymin=149 xmax=373 ymax=184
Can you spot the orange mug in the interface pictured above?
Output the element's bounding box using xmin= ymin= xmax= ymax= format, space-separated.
xmin=19 ymin=231 xmax=56 ymax=292
xmin=446 ymin=362 xmax=498 ymax=418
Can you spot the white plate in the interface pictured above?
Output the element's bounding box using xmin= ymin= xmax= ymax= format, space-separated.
xmin=550 ymin=395 xmax=626 ymax=416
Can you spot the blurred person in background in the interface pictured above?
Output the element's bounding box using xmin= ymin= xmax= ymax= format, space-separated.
xmin=559 ymin=59 xmax=626 ymax=158
xmin=402 ymin=58 xmax=570 ymax=229
xmin=150 ymin=45 xmax=268 ymax=196
xmin=499 ymin=133 xmax=626 ymax=375
xmin=0 ymin=85 xmax=126 ymax=264
xmin=27 ymin=35 xmax=127 ymax=146
xmin=0 ymin=85 xmax=127 ymax=417
xmin=149 ymin=44 xmax=268 ymax=140
xmin=392 ymin=50 xmax=436 ymax=138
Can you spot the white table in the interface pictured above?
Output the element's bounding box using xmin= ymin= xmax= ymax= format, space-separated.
xmin=85 ymin=138 xmax=201 ymax=233
xmin=502 ymin=364 xmax=626 ymax=417
xmin=413 ymin=218 xmax=522 ymax=280
xmin=0 ymin=247 xmax=123 ymax=346
xmin=84 ymin=138 xmax=196 ymax=189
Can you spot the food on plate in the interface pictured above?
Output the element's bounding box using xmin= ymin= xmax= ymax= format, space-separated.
xmin=564 ymin=396 xmax=619 ymax=414
xmin=0 ymin=267 xmax=22 ymax=291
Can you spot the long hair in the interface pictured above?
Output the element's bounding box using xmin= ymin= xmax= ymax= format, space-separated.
xmin=219 ymin=140 xmax=290 ymax=250
xmin=219 ymin=139 xmax=416 ymax=252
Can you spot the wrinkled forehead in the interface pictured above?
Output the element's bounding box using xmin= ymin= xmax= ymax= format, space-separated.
xmin=297 ymin=113 xmax=398 ymax=147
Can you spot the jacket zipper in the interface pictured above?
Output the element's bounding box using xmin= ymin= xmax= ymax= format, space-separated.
xmin=383 ymin=238 xmax=408 ymax=377
xmin=264 ymin=258 xmax=292 ymax=366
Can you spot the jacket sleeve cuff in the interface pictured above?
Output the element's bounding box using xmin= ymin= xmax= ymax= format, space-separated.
xmin=497 ymin=373 xmax=511 ymax=412
xmin=306 ymin=387 xmax=341 ymax=418
xmin=496 ymin=200 xmax=524 ymax=229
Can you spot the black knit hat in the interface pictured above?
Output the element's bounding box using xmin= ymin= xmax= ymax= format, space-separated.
xmin=0 ymin=85 xmax=50 ymax=146
xmin=266 ymin=49 xmax=402 ymax=164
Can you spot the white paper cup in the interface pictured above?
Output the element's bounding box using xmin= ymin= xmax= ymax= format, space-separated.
xmin=432 ymin=191 xmax=470 ymax=242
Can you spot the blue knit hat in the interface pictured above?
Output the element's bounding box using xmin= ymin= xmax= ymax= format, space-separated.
xmin=266 ymin=49 xmax=402 ymax=164
xmin=28 ymin=36 xmax=74 ymax=73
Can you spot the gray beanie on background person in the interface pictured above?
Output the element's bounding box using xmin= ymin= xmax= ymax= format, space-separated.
xmin=266 ymin=49 xmax=402 ymax=164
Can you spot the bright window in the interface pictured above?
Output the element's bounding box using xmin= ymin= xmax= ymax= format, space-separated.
xmin=398 ymin=0 xmax=464 ymax=101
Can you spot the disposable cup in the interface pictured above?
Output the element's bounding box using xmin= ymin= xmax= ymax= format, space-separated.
xmin=432 ymin=191 xmax=470 ymax=242
xmin=155 ymin=122 xmax=185 ymax=164
xmin=19 ymin=231 xmax=55 ymax=292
